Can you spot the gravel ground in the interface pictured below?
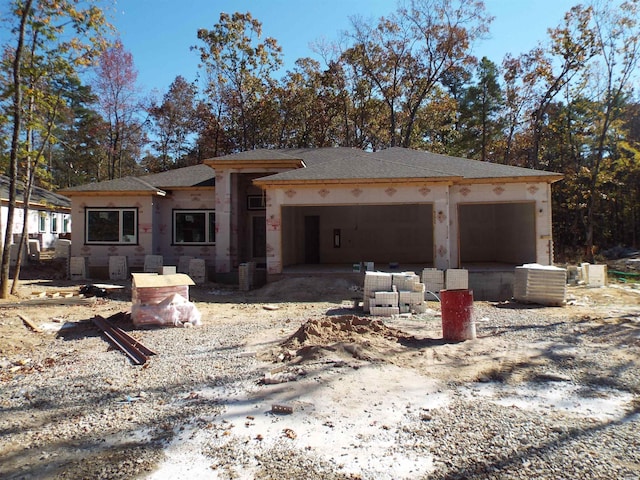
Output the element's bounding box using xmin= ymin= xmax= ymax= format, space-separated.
xmin=1 ymin=282 xmax=639 ymax=479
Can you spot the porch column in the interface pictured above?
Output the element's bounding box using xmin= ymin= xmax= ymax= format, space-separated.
xmin=265 ymin=188 xmax=282 ymax=274
xmin=215 ymin=170 xmax=232 ymax=273
xmin=433 ymin=195 xmax=451 ymax=270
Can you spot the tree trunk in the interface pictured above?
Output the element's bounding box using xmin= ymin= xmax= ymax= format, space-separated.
xmin=1 ymin=0 xmax=33 ymax=299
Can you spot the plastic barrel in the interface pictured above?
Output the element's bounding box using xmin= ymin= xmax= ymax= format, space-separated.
xmin=440 ymin=289 xmax=475 ymax=341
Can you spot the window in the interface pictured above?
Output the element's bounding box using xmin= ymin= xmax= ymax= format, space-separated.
xmin=62 ymin=215 xmax=70 ymax=234
xmin=173 ymin=210 xmax=215 ymax=244
xmin=247 ymin=194 xmax=266 ymax=210
xmin=38 ymin=212 xmax=47 ymax=233
xmin=86 ymin=208 xmax=137 ymax=244
xmin=51 ymin=215 xmax=58 ymax=233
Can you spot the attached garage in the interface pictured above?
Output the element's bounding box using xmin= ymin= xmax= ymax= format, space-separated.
xmin=281 ymin=204 xmax=434 ymax=267
xmin=458 ymin=202 xmax=537 ymax=266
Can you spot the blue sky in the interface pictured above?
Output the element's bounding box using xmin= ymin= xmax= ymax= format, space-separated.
xmin=110 ymin=0 xmax=580 ymax=95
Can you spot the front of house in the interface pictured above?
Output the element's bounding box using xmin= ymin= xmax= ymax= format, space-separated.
xmin=61 ymin=147 xmax=562 ymax=295
xmin=1 ymin=175 xmax=72 ymax=253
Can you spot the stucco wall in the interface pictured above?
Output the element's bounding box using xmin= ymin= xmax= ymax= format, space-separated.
xmin=70 ymin=195 xmax=155 ymax=270
xmin=154 ymin=189 xmax=216 ymax=268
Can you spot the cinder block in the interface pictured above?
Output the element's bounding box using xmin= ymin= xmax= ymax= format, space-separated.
xmin=69 ymin=256 xmax=87 ymax=280
xmin=189 ymin=258 xmax=206 ymax=284
xmin=399 ymin=291 xmax=425 ymax=305
xmin=177 ymin=256 xmax=193 ymax=274
xmin=374 ymin=291 xmax=399 ymax=306
xmin=370 ymin=306 xmax=400 ymax=317
xmin=364 ymin=271 xmax=392 ymax=291
xmin=109 ymin=255 xmax=128 ymax=280
xmin=422 ymin=268 xmax=444 ymax=293
xmin=144 ymin=255 xmax=163 ymax=273
xmin=445 ymin=269 xmax=468 ymax=290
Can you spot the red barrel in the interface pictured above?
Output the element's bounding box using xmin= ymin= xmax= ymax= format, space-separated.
xmin=440 ymin=289 xmax=475 ymax=341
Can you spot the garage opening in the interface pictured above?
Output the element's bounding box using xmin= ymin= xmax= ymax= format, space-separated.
xmin=281 ymin=204 xmax=434 ymax=267
xmin=458 ymin=202 xmax=536 ymax=266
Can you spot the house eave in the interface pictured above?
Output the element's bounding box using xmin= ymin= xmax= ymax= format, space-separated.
xmin=204 ymin=159 xmax=304 ymax=170
xmin=253 ymin=176 xmax=458 ymax=188
xmin=62 ymin=190 xmax=166 ymax=197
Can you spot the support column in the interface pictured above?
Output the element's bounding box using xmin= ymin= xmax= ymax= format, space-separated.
xmin=265 ymin=189 xmax=282 ymax=275
xmin=215 ymin=170 xmax=232 ymax=273
xmin=433 ymin=194 xmax=451 ymax=270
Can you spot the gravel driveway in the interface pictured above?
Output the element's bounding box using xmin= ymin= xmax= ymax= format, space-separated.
xmin=1 ymin=280 xmax=639 ymax=479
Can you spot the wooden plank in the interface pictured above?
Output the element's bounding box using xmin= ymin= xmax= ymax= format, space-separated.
xmin=18 ymin=314 xmax=42 ymax=333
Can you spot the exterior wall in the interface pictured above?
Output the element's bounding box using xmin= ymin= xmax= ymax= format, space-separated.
xmin=70 ymin=195 xmax=155 ymax=271
xmin=215 ymin=167 xmax=293 ymax=274
xmin=0 ymin=204 xmax=70 ymax=250
xmin=449 ymin=182 xmax=554 ymax=267
xmin=154 ymin=189 xmax=216 ymax=268
xmin=264 ymin=182 xmax=451 ymax=275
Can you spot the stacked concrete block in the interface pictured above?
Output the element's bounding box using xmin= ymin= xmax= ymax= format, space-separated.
xmin=370 ymin=289 xmax=400 ymax=316
xmin=514 ymin=264 xmax=566 ymax=306
xmin=445 ymin=268 xmax=469 ymax=290
xmin=422 ymin=268 xmax=444 ymax=299
xmin=364 ymin=270 xmax=428 ymax=316
xmin=363 ymin=271 xmax=393 ymax=313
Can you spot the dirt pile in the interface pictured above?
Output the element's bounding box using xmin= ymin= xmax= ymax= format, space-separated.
xmin=264 ymin=315 xmax=416 ymax=364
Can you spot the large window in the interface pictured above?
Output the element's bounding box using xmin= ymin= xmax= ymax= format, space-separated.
xmin=86 ymin=208 xmax=137 ymax=244
xmin=173 ymin=210 xmax=215 ymax=244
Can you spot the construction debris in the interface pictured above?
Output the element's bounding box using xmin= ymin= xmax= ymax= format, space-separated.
xmin=272 ymin=404 xmax=294 ymax=414
xmin=18 ymin=314 xmax=42 ymax=333
xmin=92 ymin=314 xmax=157 ymax=365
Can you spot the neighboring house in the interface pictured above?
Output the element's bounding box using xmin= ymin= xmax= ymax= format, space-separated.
xmin=61 ymin=148 xmax=563 ymax=297
xmin=0 ymin=175 xmax=71 ymax=252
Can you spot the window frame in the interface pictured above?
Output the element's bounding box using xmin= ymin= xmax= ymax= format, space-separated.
xmin=38 ymin=212 xmax=47 ymax=233
xmin=85 ymin=207 xmax=138 ymax=245
xmin=50 ymin=214 xmax=58 ymax=233
xmin=172 ymin=209 xmax=216 ymax=245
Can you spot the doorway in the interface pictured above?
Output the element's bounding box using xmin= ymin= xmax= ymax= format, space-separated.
xmin=304 ymin=215 xmax=320 ymax=264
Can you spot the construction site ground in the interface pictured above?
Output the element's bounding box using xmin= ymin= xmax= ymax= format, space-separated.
xmin=1 ymin=264 xmax=640 ymax=479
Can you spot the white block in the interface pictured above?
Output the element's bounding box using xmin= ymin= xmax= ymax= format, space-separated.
xmin=374 ymin=291 xmax=399 ymax=306
xmin=178 ymin=256 xmax=193 ymax=274
xmin=55 ymin=238 xmax=72 ymax=259
xmin=189 ymin=258 xmax=206 ymax=284
xmin=399 ymin=291 xmax=425 ymax=305
xmin=588 ymin=264 xmax=607 ymax=287
xmin=364 ymin=271 xmax=392 ymax=291
xmin=369 ymin=306 xmax=400 ymax=317
xmin=69 ymin=256 xmax=87 ymax=280
xmin=109 ymin=256 xmax=128 ymax=280
xmin=445 ymin=269 xmax=468 ymax=290
xmin=144 ymin=255 xmax=163 ymax=273
xmin=422 ymin=268 xmax=444 ymax=294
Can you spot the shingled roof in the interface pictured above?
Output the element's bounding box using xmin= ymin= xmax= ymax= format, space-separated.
xmin=61 ymin=176 xmax=163 ymax=195
xmin=140 ymin=164 xmax=215 ymax=188
xmin=60 ymin=164 xmax=215 ymax=195
xmin=0 ymin=175 xmax=70 ymax=209
xmin=251 ymin=147 xmax=562 ymax=184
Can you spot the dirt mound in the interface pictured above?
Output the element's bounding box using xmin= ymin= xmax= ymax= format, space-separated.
xmin=265 ymin=315 xmax=415 ymax=364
